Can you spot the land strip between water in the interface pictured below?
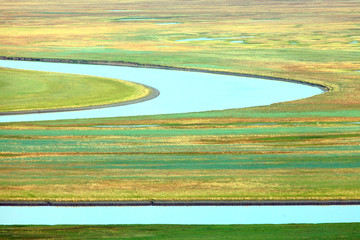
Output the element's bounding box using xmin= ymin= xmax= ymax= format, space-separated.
xmin=0 ymin=58 xmax=359 ymax=202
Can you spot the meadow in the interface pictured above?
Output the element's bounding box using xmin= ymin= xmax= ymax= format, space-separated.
xmin=1 ymin=223 xmax=360 ymax=239
xmin=1 ymin=122 xmax=360 ymax=201
xmin=0 ymin=0 xmax=359 ymax=203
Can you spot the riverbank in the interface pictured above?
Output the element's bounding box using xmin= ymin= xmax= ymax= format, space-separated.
xmin=1 ymin=200 xmax=360 ymax=206
xmin=0 ymin=56 xmax=330 ymax=92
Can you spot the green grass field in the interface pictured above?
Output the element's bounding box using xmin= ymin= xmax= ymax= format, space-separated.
xmin=0 ymin=0 xmax=359 ymax=202
xmin=0 ymin=67 xmax=151 ymax=113
xmin=1 ymin=122 xmax=360 ymax=201
xmin=1 ymin=224 xmax=359 ymax=240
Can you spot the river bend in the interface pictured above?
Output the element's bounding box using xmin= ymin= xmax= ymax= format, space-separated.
xmin=0 ymin=60 xmax=323 ymax=122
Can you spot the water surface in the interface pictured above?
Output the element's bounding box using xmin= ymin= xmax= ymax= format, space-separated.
xmin=1 ymin=206 xmax=359 ymax=225
xmin=0 ymin=60 xmax=323 ymax=122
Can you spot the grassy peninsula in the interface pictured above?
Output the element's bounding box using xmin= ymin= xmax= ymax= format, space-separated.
xmin=0 ymin=68 xmax=152 ymax=113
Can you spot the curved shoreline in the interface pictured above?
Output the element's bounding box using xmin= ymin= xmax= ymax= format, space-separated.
xmin=0 ymin=83 xmax=160 ymax=116
xmin=0 ymin=56 xmax=330 ymax=92
xmin=0 ymin=200 xmax=359 ymax=206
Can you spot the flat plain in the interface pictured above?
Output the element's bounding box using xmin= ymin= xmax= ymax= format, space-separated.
xmin=1 ymin=0 xmax=360 ymax=238
xmin=0 ymin=0 xmax=359 ymax=202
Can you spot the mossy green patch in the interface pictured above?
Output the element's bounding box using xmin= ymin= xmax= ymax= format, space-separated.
xmin=0 ymin=223 xmax=359 ymax=240
xmin=0 ymin=68 xmax=150 ymax=113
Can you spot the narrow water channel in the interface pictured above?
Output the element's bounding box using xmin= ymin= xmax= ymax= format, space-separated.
xmin=0 ymin=60 xmax=323 ymax=122
xmin=1 ymin=206 xmax=360 ymax=225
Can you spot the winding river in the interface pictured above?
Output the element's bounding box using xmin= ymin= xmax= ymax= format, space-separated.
xmin=0 ymin=60 xmax=323 ymax=122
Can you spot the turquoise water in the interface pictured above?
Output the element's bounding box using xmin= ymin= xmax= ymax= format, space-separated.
xmin=0 ymin=60 xmax=323 ymax=122
xmin=1 ymin=206 xmax=359 ymax=225
xmin=231 ymin=40 xmax=244 ymax=43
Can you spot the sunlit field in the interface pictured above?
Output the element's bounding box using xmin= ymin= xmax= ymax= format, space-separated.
xmin=1 ymin=123 xmax=360 ymax=201
xmin=0 ymin=0 xmax=359 ymax=202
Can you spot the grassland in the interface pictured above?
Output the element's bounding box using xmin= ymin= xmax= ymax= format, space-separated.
xmin=0 ymin=0 xmax=359 ymax=203
xmin=0 ymin=67 xmax=152 ymax=113
xmin=1 ymin=122 xmax=359 ymax=201
xmin=1 ymin=224 xmax=360 ymax=239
